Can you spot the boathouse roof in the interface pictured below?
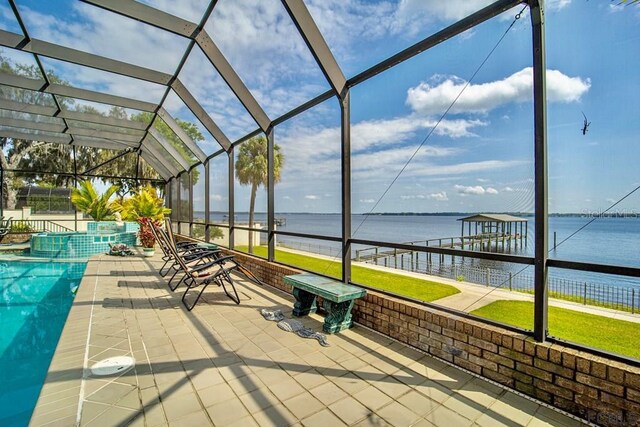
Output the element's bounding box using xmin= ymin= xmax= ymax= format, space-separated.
xmin=458 ymin=213 xmax=528 ymax=223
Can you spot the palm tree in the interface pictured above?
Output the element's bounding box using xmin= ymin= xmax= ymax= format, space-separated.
xmin=70 ymin=180 xmax=119 ymax=221
xmin=235 ymin=136 xmax=284 ymax=253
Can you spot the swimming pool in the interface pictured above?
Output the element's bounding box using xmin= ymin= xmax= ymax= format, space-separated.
xmin=0 ymin=261 xmax=86 ymax=426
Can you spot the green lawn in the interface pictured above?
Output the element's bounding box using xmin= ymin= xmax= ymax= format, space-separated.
xmin=472 ymin=300 xmax=640 ymax=359
xmin=237 ymin=246 xmax=460 ymax=303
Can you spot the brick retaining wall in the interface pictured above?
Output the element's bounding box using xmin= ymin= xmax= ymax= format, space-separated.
xmin=216 ymin=247 xmax=640 ymax=426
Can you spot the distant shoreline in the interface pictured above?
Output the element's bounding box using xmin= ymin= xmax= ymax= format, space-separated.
xmin=197 ymin=211 xmax=638 ymax=218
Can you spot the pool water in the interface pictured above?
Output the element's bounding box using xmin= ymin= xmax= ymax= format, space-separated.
xmin=0 ymin=261 xmax=86 ymax=426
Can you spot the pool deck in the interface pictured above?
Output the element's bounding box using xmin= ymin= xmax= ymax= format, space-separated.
xmin=30 ymin=253 xmax=588 ymax=426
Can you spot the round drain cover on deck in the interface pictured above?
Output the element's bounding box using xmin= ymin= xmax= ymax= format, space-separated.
xmin=90 ymin=356 xmax=135 ymax=376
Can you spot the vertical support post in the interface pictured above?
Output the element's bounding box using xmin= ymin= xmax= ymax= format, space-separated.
xmin=72 ymin=146 xmax=78 ymax=231
xmin=228 ymin=147 xmax=235 ymax=250
xmin=188 ymin=171 xmax=193 ymax=237
xmin=205 ymin=160 xmax=210 ymax=242
xmin=165 ymin=181 xmax=171 ymax=214
xmin=267 ymin=126 xmax=275 ymax=262
xmin=340 ymin=90 xmax=351 ymax=284
xmin=531 ymin=0 xmax=548 ymax=342
xmin=135 ymin=152 xmax=140 ymax=186
xmin=176 ymin=174 xmax=181 ymax=232
xmin=0 ymin=168 xmax=4 ymax=218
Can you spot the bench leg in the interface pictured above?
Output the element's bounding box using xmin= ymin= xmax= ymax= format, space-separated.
xmin=292 ymin=288 xmax=317 ymax=316
xmin=322 ymin=299 xmax=356 ymax=333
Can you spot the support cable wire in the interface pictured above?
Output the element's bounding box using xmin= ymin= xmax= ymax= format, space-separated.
xmin=320 ymin=5 xmax=528 ymax=277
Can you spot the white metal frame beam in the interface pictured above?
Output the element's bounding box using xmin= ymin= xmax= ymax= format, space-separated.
xmin=0 ymin=70 xmax=157 ymax=111
xmin=281 ymin=0 xmax=346 ymax=96
xmin=170 ymin=81 xmax=231 ymax=151
xmin=157 ymin=107 xmax=207 ymax=163
xmin=0 ymin=30 xmax=173 ymax=85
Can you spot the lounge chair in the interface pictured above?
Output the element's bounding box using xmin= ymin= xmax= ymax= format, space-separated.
xmin=160 ymin=222 xmax=240 ymax=310
xmin=151 ymin=223 xmax=214 ymax=278
xmin=164 ymin=218 xmax=265 ymax=287
xmin=151 ymin=224 xmax=221 ymax=291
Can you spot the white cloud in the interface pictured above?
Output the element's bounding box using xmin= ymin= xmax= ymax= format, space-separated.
xmin=137 ymin=0 xmax=209 ymax=22
xmin=360 ymin=199 xmax=376 ymax=203
xmin=283 ymin=195 xmax=292 ymax=200
xmin=477 ymin=178 xmax=489 ymax=183
xmin=305 ymin=195 xmax=320 ymax=200
xmin=392 ymin=0 xmax=494 ymax=34
xmin=211 ymin=194 xmax=223 ymax=201
xmin=206 ymin=0 xmax=328 ymax=117
xmin=400 ymin=194 xmax=426 ymax=200
xmin=407 ymin=68 xmax=591 ymax=115
xmin=428 ymin=191 xmax=449 ymax=201
xmin=548 ymin=0 xmax=572 ymax=10
xmin=455 ymin=185 xmax=499 ymax=195
xmin=503 ymin=187 xmax=515 ymax=192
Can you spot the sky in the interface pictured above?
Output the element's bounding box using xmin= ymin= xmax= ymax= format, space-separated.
xmin=0 ymin=0 xmax=638 ymax=214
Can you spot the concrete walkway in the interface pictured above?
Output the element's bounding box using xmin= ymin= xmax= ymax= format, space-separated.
xmin=354 ymin=262 xmax=640 ymax=323
xmin=269 ymin=245 xmax=640 ymax=323
xmin=30 ymin=254 xmax=587 ymax=426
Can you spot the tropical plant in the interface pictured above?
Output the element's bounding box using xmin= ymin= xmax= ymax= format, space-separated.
xmin=70 ymin=180 xmax=119 ymax=221
xmin=114 ymin=184 xmax=171 ymax=222
xmin=235 ymin=136 xmax=284 ymax=253
xmin=137 ymin=217 xmax=158 ymax=249
xmin=114 ymin=184 xmax=171 ymax=248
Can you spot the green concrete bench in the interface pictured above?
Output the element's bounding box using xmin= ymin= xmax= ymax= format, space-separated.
xmin=284 ymin=273 xmax=367 ymax=334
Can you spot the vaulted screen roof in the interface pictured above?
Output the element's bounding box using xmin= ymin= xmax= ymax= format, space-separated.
xmin=0 ymin=0 xmax=524 ymax=183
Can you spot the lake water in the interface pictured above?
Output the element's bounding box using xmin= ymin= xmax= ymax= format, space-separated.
xmin=202 ymin=212 xmax=640 ymax=289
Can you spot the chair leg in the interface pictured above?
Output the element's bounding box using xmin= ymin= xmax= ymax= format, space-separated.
xmin=167 ymin=267 xmax=180 ymax=286
xmin=169 ymin=273 xmax=186 ymax=291
xmin=182 ymin=278 xmax=209 ymax=311
xmin=159 ymin=258 xmax=171 ymax=276
xmin=220 ymin=277 xmax=240 ymax=305
xmin=181 ymin=269 xmax=240 ymax=310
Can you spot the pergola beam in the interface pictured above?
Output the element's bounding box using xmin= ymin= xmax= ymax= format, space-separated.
xmin=67 ymin=126 xmax=141 ymax=143
xmin=140 ymin=135 xmax=180 ymax=176
xmin=140 ymin=151 xmax=171 ymax=181
xmin=0 ymin=130 xmax=135 ymax=151
xmin=77 ymin=0 xmax=244 ymax=153
xmin=0 ymin=99 xmax=56 ymax=116
xmin=78 ymin=0 xmax=232 ymax=160
xmin=171 ymin=80 xmax=231 ymax=151
xmin=59 ymin=109 xmax=147 ymax=130
xmin=71 ymin=136 xmax=137 ymax=150
xmin=147 ymin=128 xmax=190 ymax=171
xmin=157 ymin=107 xmax=207 ymax=163
xmin=0 ymin=128 xmax=70 ymax=144
xmin=0 ymin=98 xmax=148 ymax=130
xmin=0 ymin=116 xmax=143 ymax=144
xmin=281 ymin=0 xmax=346 ymax=96
xmin=0 ymin=116 xmax=65 ymax=133
xmin=79 ymin=0 xmax=198 ymax=38
xmin=195 ymin=32 xmax=270 ymax=132
xmin=80 ymin=147 xmax=133 ymax=175
xmin=0 ymin=30 xmax=173 ymax=85
xmin=0 ymin=72 xmax=157 ymax=111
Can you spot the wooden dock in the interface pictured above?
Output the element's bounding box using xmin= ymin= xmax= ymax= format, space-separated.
xmin=354 ymin=232 xmax=526 ymax=264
